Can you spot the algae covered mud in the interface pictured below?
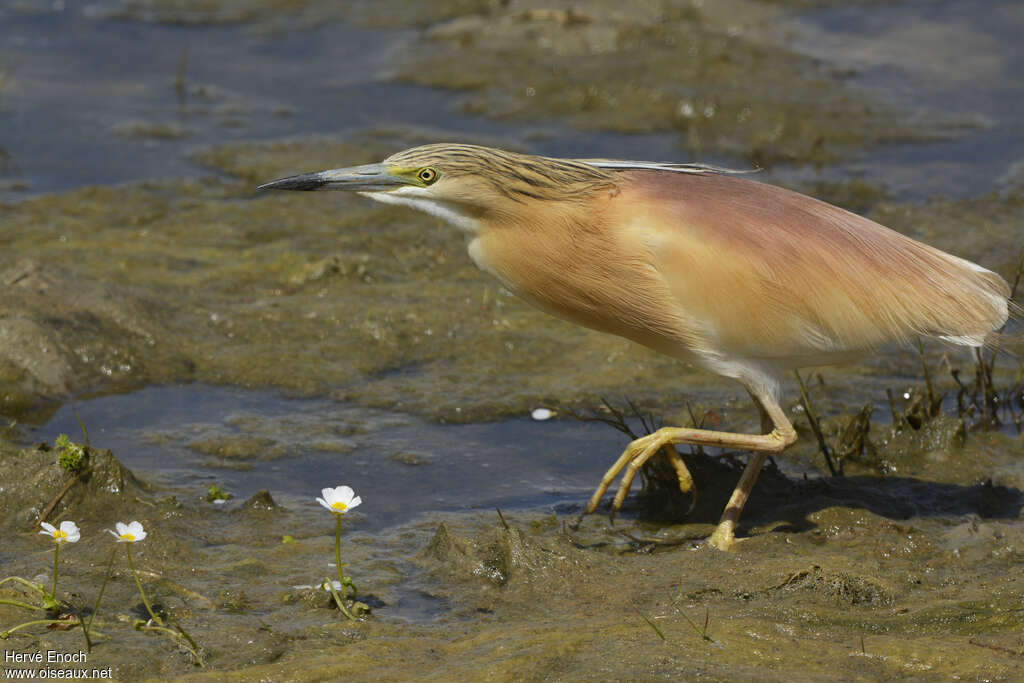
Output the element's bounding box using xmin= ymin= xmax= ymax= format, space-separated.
xmin=1 ymin=0 xmax=1023 ymax=679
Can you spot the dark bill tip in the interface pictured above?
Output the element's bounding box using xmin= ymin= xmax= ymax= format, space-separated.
xmin=257 ymin=173 xmax=329 ymax=191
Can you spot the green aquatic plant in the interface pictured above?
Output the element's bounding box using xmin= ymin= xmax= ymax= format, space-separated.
xmin=39 ymin=521 xmax=80 ymax=601
xmin=107 ymin=521 xmax=204 ymax=666
xmin=108 ymin=521 xmax=158 ymax=623
xmin=205 ymin=483 xmax=232 ymax=502
xmin=679 ymin=606 xmax=715 ymax=643
xmin=315 ymin=485 xmax=369 ymax=619
xmin=55 ymin=433 xmax=88 ymax=474
xmin=1 ymin=520 xmax=91 ymax=651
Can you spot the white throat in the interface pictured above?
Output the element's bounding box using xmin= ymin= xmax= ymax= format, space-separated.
xmin=360 ymin=187 xmax=480 ymax=233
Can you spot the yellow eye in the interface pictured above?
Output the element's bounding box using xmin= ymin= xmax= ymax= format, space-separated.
xmin=418 ymin=167 xmax=438 ymax=184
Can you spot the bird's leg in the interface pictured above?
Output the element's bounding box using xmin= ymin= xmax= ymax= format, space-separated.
xmin=748 ymin=386 xmax=773 ymax=434
xmin=582 ymin=386 xmax=795 ymax=550
xmin=707 ymin=390 xmax=795 ymax=550
xmin=605 ymin=442 xmax=695 ymax=521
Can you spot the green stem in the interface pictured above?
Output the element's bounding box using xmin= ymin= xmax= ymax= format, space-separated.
xmin=0 ymin=576 xmax=42 ymax=592
xmin=0 ymin=599 xmax=45 ymax=611
xmin=51 ymin=542 xmax=60 ymax=600
xmin=125 ymin=544 xmax=161 ymax=625
xmin=324 ymin=576 xmax=355 ymax=621
xmin=86 ymin=546 xmax=118 ymax=640
xmin=171 ymin=622 xmax=203 ymax=665
xmin=335 ymin=515 xmax=357 ymax=602
xmin=2 ymin=619 xmax=70 ymax=638
xmin=334 ymin=514 xmax=343 ymax=585
xmin=139 ymin=624 xmax=204 ymax=666
xmin=0 ymin=577 xmax=49 ymax=601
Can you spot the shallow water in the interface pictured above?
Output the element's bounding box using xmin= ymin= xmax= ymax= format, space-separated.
xmin=790 ymin=0 xmax=1024 ymax=198
xmin=36 ymin=383 xmax=649 ymax=531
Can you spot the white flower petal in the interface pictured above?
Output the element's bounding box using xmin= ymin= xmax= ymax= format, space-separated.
xmin=126 ymin=521 xmax=146 ymax=541
xmin=316 ymin=496 xmax=332 ymax=511
xmin=39 ymin=522 xmax=57 ymax=536
xmin=115 ymin=521 xmax=129 ymax=536
xmin=348 ymin=496 xmax=362 ymax=510
xmin=60 ymin=521 xmax=81 ymax=543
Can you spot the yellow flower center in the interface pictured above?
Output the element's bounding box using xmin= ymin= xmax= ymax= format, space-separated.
xmin=330 ymin=501 xmax=348 ymax=513
xmin=53 ymin=530 xmax=68 ymax=542
xmin=120 ymin=533 xmax=135 ymax=542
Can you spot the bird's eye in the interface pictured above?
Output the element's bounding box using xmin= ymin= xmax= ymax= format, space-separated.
xmin=418 ymin=167 xmax=438 ymax=184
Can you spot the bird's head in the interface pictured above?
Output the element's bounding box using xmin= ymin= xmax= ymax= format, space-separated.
xmin=258 ymin=143 xmax=616 ymax=232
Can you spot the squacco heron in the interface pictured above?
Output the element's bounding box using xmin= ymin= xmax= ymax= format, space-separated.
xmin=260 ymin=144 xmax=1012 ymax=550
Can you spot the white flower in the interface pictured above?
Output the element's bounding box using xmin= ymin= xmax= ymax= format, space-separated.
xmin=531 ymin=408 xmax=554 ymax=421
xmin=316 ymin=486 xmax=361 ymax=515
xmin=39 ymin=521 xmax=80 ymax=545
xmin=108 ymin=521 xmax=147 ymax=543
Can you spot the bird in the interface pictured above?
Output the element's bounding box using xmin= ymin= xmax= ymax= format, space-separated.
xmin=259 ymin=143 xmax=1012 ymax=550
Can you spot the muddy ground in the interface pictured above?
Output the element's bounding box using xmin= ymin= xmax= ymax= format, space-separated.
xmin=1 ymin=0 xmax=1023 ymax=680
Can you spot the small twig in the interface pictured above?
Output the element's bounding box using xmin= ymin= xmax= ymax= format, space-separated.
xmin=983 ymin=246 xmax=1024 ymax=384
xmin=794 ymin=370 xmax=839 ymax=476
xmin=495 ymin=508 xmax=509 ymax=530
xmin=975 ymin=348 xmax=992 ymax=425
xmin=885 ymin=388 xmax=900 ymax=425
xmin=685 ymin=402 xmax=706 ymax=456
xmin=615 ymin=529 xmax=697 ymax=548
xmin=915 ymin=338 xmax=936 ymax=414
xmin=969 ymin=637 xmax=1024 ymax=658
xmin=37 ymin=467 xmax=93 ymax=527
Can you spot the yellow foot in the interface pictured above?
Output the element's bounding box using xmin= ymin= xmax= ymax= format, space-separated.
xmin=582 ymin=428 xmax=695 ymax=521
xmin=706 ymin=520 xmax=736 ymax=551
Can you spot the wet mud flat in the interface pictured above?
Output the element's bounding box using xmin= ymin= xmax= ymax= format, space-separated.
xmin=1 ymin=418 xmax=1023 ymax=680
xmin=2 ymin=0 xmax=1024 ymax=679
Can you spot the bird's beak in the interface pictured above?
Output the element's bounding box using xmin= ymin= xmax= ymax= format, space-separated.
xmin=257 ymin=163 xmax=407 ymax=192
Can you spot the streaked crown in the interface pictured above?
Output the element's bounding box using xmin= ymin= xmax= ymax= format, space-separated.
xmin=384 ymin=143 xmax=616 ymax=202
